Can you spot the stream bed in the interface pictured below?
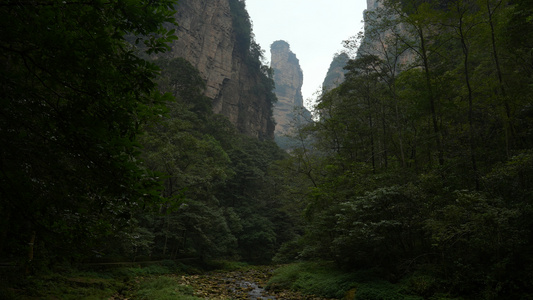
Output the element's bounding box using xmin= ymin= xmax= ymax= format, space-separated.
xmin=176 ymin=266 xmax=333 ymax=300
xmin=231 ymin=279 xmax=275 ymax=299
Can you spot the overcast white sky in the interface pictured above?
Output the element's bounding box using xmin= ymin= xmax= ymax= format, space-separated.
xmin=245 ymin=0 xmax=367 ymax=108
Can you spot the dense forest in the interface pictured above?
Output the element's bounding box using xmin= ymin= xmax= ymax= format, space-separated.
xmin=1 ymin=0 xmax=532 ymax=299
xmin=281 ymin=0 xmax=533 ymax=298
xmin=0 ymin=0 xmax=290 ymax=265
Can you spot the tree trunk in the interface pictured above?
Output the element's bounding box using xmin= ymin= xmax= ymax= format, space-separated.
xmin=0 ymin=210 xmax=9 ymax=256
xmin=458 ymin=6 xmax=480 ymax=190
xmin=486 ymin=0 xmax=514 ymax=156
xmin=419 ymin=27 xmax=444 ymax=166
xmin=381 ymin=97 xmax=389 ymax=169
xmin=163 ymin=214 xmax=170 ymax=256
xmin=368 ymin=97 xmax=376 ymax=173
xmin=26 ymin=231 xmax=36 ymax=275
xmin=394 ymin=86 xmax=406 ymax=167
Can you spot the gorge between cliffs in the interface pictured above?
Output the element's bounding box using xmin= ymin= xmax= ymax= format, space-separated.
xmin=1 ymin=0 xmax=533 ymax=299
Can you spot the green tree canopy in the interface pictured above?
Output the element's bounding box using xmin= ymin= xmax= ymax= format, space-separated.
xmin=0 ymin=0 xmax=177 ymax=262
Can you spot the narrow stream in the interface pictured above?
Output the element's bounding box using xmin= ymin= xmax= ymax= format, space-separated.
xmin=232 ymin=279 xmax=276 ymax=299
xmin=177 ymin=267 xmax=333 ymax=299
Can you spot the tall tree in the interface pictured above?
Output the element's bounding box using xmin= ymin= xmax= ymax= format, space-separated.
xmin=446 ymin=0 xmax=481 ymax=189
xmin=0 ymin=0 xmax=177 ymax=263
xmin=385 ymin=0 xmax=447 ymax=166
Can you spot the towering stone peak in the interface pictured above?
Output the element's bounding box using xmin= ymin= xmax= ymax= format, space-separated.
xmin=366 ymin=0 xmax=383 ymax=11
xmin=270 ymin=40 xmax=309 ymax=136
xmin=319 ymin=1 xmax=384 ymax=96
xmin=359 ymin=0 xmax=414 ymax=69
xmin=271 ymin=41 xmax=303 ymax=108
xmin=322 ymin=52 xmax=350 ymax=92
xmin=163 ymin=0 xmax=275 ymax=140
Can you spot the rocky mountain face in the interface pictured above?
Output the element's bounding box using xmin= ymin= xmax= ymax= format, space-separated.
xmin=358 ymin=0 xmax=386 ymax=58
xmin=318 ymin=1 xmax=383 ymax=95
xmin=367 ymin=0 xmax=382 ymax=11
xmin=270 ymin=40 xmax=310 ymax=136
xmin=322 ymin=53 xmax=350 ymax=92
xmin=358 ymin=0 xmax=414 ymax=69
xmin=163 ymin=0 xmax=275 ymax=140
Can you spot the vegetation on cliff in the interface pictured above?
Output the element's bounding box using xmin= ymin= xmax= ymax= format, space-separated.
xmin=140 ymin=57 xmax=294 ymax=262
xmin=322 ymin=52 xmax=350 ymax=91
xmin=1 ymin=0 xmax=288 ymax=283
xmin=229 ymin=0 xmax=277 ymax=107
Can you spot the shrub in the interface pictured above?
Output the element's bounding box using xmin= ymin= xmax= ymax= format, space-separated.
xmin=354 ymin=281 xmax=422 ymax=300
xmin=267 ymin=262 xmax=357 ymax=298
xmin=134 ymin=277 xmax=201 ymax=300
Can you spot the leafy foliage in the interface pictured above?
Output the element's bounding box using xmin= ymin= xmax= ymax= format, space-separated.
xmin=132 ymin=55 xmax=290 ymax=263
xmin=280 ymin=0 xmax=533 ymax=298
xmin=267 ymin=262 xmax=357 ymax=298
xmin=134 ymin=277 xmax=201 ymax=300
xmin=3 ymin=0 xmax=532 ymax=299
xmin=0 ymin=0 xmax=177 ymax=264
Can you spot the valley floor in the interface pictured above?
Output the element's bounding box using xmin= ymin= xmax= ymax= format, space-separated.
xmin=175 ymin=266 xmax=333 ymax=300
xmin=0 ymin=263 xmax=334 ymax=300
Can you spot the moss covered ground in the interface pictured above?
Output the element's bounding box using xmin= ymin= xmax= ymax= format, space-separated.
xmin=0 ymin=261 xmax=466 ymax=299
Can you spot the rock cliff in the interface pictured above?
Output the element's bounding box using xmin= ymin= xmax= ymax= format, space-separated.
xmin=270 ymin=40 xmax=310 ymax=136
xmin=163 ymin=0 xmax=275 ymax=140
xmin=358 ymin=0 xmax=385 ymax=59
xmin=358 ymin=0 xmax=414 ymax=69
xmin=367 ymin=0 xmax=383 ymax=11
xmin=322 ymin=53 xmax=350 ymax=92
xmin=319 ymin=0 xmax=383 ymax=95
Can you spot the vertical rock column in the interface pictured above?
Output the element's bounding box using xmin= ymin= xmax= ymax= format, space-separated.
xmin=270 ymin=40 xmax=308 ymax=136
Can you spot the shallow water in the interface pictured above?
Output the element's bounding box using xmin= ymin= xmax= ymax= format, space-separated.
xmin=176 ymin=266 xmax=334 ymax=299
xmin=235 ymin=280 xmax=276 ymax=300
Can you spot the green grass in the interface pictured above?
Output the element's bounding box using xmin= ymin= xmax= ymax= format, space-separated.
xmin=134 ymin=276 xmax=202 ymax=300
xmin=0 ymin=261 xmax=467 ymax=300
xmin=0 ymin=262 xmax=202 ymax=300
xmin=353 ymin=281 xmax=422 ymax=300
xmin=112 ymin=264 xmax=173 ymax=279
xmin=1 ymin=272 xmax=124 ymax=300
xmin=267 ymin=262 xmax=360 ymax=298
xmin=203 ymin=259 xmax=249 ymax=271
xmin=266 ymin=262 xmax=467 ymax=299
xmin=267 ymin=262 xmax=435 ymax=300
